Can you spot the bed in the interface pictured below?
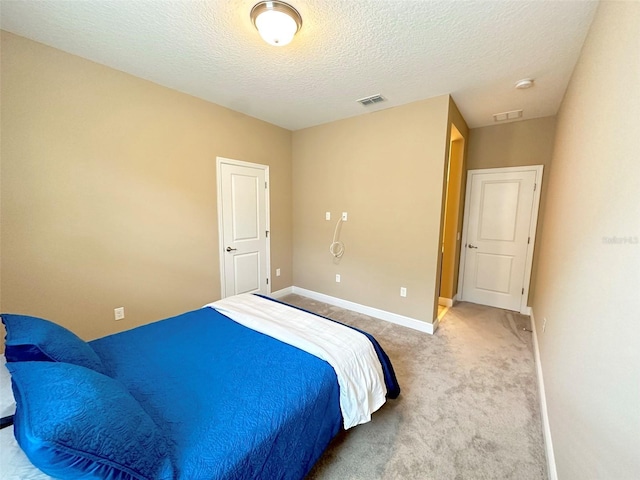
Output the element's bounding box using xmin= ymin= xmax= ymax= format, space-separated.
xmin=1 ymin=293 xmax=399 ymax=480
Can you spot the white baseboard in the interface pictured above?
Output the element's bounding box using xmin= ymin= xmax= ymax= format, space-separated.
xmin=438 ymin=296 xmax=453 ymax=307
xmin=291 ymin=286 xmax=436 ymax=334
xmin=530 ymin=308 xmax=558 ymax=480
xmin=521 ymin=305 xmax=532 ymax=315
xmin=269 ymin=286 xmax=293 ymax=299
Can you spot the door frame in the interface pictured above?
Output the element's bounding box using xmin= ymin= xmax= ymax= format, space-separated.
xmin=216 ymin=156 xmax=271 ymax=298
xmin=457 ymin=165 xmax=543 ymax=314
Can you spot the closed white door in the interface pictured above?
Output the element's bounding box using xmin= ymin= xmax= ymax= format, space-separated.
xmin=217 ymin=158 xmax=269 ymax=297
xmin=460 ymin=167 xmax=542 ymax=311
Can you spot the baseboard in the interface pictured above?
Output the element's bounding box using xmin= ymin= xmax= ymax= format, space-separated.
xmin=530 ymin=309 xmax=558 ymax=480
xmin=438 ymin=296 xmax=453 ymax=307
xmin=521 ymin=305 xmax=532 ymax=315
xmin=269 ymin=286 xmax=293 ymax=299
xmin=291 ymin=286 xmax=436 ymax=334
xmin=431 ymin=316 xmax=440 ymax=334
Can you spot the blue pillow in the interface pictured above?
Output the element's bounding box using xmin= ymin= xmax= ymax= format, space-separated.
xmin=1 ymin=313 xmax=107 ymax=375
xmin=8 ymin=362 xmax=174 ymax=480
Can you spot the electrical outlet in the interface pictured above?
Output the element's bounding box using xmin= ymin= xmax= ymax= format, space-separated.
xmin=335 ymin=274 xmax=341 ymax=283
xmin=400 ymin=287 xmax=407 ymax=297
xmin=342 ymin=212 xmax=348 ymax=221
xmin=325 ymin=212 xmax=331 ymax=220
xmin=276 ymin=268 xmax=281 ymax=277
xmin=542 ymin=317 xmax=547 ymax=332
xmin=114 ymin=307 xmax=125 ymax=321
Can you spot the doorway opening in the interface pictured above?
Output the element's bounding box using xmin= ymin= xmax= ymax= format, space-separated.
xmin=438 ymin=124 xmax=466 ymax=319
xmin=457 ymin=165 xmax=543 ymax=313
xmin=216 ymin=157 xmax=271 ymax=298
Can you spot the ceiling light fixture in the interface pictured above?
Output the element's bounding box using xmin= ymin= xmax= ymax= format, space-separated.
xmin=515 ymin=78 xmax=535 ymax=89
xmin=250 ymin=1 xmax=302 ymax=47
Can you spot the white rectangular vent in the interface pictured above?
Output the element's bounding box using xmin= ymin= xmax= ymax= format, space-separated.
xmin=357 ymin=94 xmax=386 ymax=106
xmin=493 ymin=109 xmax=523 ymax=122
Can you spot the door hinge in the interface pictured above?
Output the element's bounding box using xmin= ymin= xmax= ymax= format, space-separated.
xmin=266 ymin=278 xmax=269 ymax=285
xmin=528 ymin=236 xmax=530 ymax=244
xmin=265 ymin=181 xmax=268 ymax=189
xmin=266 ymin=230 xmax=269 ymax=238
xmin=534 ymin=183 xmax=537 ymax=191
xmin=522 ymin=287 xmax=525 ymax=295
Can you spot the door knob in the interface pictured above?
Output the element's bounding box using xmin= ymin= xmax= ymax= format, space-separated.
xmin=468 ymin=244 xmax=478 ymax=249
xmin=226 ymin=246 xmax=237 ymax=252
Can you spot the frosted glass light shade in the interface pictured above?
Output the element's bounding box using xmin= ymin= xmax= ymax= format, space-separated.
xmin=251 ymin=2 xmax=302 ymax=47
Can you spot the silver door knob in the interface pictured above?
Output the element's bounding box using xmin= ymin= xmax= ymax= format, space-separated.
xmin=226 ymin=246 xmax=237 ymax=252
xmin=468 ymin=244 xmax=478 ymax=249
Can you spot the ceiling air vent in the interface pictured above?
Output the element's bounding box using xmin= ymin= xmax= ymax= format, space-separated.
xmin=493 ymin=109 xmax=523 ymax=122
xmin=357 ymin=94 xmax=386 ymax=106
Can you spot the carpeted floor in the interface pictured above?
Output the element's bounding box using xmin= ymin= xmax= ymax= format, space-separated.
xmin=280 ymin=294 xmax=547 ymax=480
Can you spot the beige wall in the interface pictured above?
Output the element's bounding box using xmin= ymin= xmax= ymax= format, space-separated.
xmin=466 ymin=116 xmax=556 ymax=304
xmin=467 ymin=116 xmax=556 ymax=171
xmin=292 ymin=96 xmax=450 ymax=324
xmin=0 ymin=31 xmax=293 ymax=341
xmin=532 ymin=2 xmax=640 ymax=479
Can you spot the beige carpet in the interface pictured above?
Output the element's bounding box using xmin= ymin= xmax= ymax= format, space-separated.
xmin=280 ymin=294 xmax=547 ymax=480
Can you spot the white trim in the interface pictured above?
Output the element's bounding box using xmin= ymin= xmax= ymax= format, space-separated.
xmin=457 ymin=173 xmax=472 ymax=298
xmin=530 ymin=308 xmax=558 ymax=480
xmin=520 ymin=166 xmax=543 ymax=313
xmin=438 ymin=296 xmax=453 ymax=308
xmin=216 ymin=157 xmax=271 ymax=299
xmin=431 ymin=316 xmax=440 ymax=334
xmin=292 ymin=287 xmax=436 ymax=334
xmin=269 ymin=286 xmax=293 ymax=299
xmin=520 ymin=305 xmax=532 ymax=316
xmin=457 ymin=165 xmax=544 ymax=313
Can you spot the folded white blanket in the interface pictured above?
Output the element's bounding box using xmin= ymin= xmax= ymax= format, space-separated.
xmin=204 ymin=294 xmax=387 ymax=429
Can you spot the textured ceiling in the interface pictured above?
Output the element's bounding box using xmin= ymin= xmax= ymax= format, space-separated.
xmin=0 ymin=0 xmax=599 ymax=130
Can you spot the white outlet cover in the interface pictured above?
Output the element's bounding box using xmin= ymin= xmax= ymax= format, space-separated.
xmin=325 ymin=212 xmax=331 ymax=220
xmin=276 ymin=268 xmax=281 ymax=277
xmin=335 ymin=274 xmax=341 ymax=283
xmin=342 ymin=212 xmax=348 ymax=221
xmin=400 ymin=287 xmax=407 ymax=297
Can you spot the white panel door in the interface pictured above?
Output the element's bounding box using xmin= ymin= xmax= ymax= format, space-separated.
xmin=460 ymin=168 xmax=538 ymax=311
xmin=218 ymin=159 xmax=269 ymax=297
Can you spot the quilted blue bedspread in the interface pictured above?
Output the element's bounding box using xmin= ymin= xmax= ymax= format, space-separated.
xmin=88 ymin=305 xmax=398 ymax=480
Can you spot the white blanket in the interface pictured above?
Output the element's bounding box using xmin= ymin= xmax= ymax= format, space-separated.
xmin=1 ymin=356 xmax=53 ymax=480
xmin=204 ymin=294 xmax=387 ymax=429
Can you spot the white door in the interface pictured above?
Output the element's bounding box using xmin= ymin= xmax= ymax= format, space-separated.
xmin=217 ymin=158 xmax=270 ymax=297
xmin=459 ymin=166 xmax=542 ymax=312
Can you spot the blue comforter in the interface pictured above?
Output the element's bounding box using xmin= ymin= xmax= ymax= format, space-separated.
xmin=89 ymin=303 xmax=399 ymax=480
